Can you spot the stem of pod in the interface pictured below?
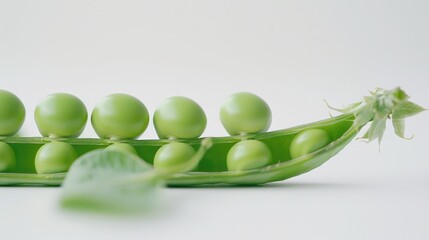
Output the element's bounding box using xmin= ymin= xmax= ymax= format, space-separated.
xmin=327 ymin=87 xmax=426 ymax=144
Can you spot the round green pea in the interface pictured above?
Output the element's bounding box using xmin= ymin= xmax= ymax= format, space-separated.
xmin=227 ymin=140 xmax=273 ymax=171
xmin=153 ymin=96 xmax=207 ymax=139
xmin=91 ymin=93 xmax=149 ymax=140
xmin=34 ymin=93 xmax=87 ymax=138
xmin=105 ymin=143 xmax=138 ymax=156
xmin=153 ymin=142 xmax=196 ymax=173
xmin=0 ymin=142 xmax=16 ymax=172
xmin=220 ymin=92 xmax=271 ymax=136
xmin=0 ymin=89 xmax=26 ymax=136
xmin=290 ymin=129 xmax=331 ymax=159
xmin=35 ymin=141 xmax=77 ymax=174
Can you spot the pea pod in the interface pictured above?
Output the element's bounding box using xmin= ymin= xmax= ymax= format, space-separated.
xmin=0 ymin=87 xmax=424 ymax=186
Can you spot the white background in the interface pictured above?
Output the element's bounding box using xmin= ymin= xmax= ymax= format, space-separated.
xmin=1 ymin=1 xmax=428 ymax=239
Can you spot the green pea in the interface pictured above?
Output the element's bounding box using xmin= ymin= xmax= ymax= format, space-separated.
xmin=0 ymin=142 xmax=16 ymax=172
xmin=34 ymin=93 xmax=87 ymax=138
xmin=227 ymin=140 xmax=272 ymax=171
xmin=153 ymin=142 xmax=196 ymax=174
xmin=35 ymin=142 xmax=77 ymax=174
xmin=290 ymin=129 xmax=331 ymax=159
xmin=91 ymin=93 xmax=149 ymax=140
xmin=220 ymin=92 xmax=271 ymax=136
xmin=105 ymin=143 xmax=138 ymax=156
xmin=0 ymin=90 xmax=26 ymax=136
xmin=153 ymin=96 xmax=207 ymax=139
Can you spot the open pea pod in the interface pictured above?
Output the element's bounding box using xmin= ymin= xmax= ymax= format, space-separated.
xmin=168 ymin=113 xmax=356 ymax=185
xmin=0 ymin=87 xmax=424 ymax=186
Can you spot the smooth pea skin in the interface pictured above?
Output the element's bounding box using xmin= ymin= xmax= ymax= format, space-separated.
xmin=35 ymin=93 xmax=87 ymax=138
xmin=91 ymin=94 xmax=149 ymax=140
xmin=290 ymin=129 xmax=331 ymax=159
xmin=105 ymin=143 xmax=138 ymax=156
xmin=153 ymin=96 xmax=207 ymax=139
xmin=227 ymin=140 xmax=272 ymax=171
xmin=153 ymin=142 xmax=196 ymax=174
xmin=0 ymin=142 xmax=16 ymax=172
xmin=35 ymin=142 xmax=77 ymax=174
xmin=0 ymin=89 xmax=26 ymax=136
xmin=220 ymin=92 xmax=271 ymax=136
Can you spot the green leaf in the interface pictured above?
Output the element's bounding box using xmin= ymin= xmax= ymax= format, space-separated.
xmin=392 ymin=101 xmax=426 ymax=119
xmin=60 ymin=150 xmax=162 ymax=213
xmin=360 ymin=115 xmax=387 ymax=144
xmin=60 ymin=139 xmax=213 ymax=213
xmin=391 ymin=100 xmax=425 ymax=139
xmin=391 ymin=87 xmax=409 ymax=102
xmin=392 ymin=118 xmax=410 ymax=139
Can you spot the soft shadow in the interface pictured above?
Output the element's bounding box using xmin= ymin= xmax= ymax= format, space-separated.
xmin=264 ymin=181 xmax=364 ymax=189
xmin=0 ymin=184 xmax=59 ymax=188
xmin=57 ymin=191 xmax=177 ymax=220
xmin=168 ymin=181 xmax=365 ymax=190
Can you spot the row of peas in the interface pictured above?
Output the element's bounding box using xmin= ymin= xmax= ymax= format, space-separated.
xmin=0 ymin=89 xmax=275 ymax=174
xmin=0 ymin=89 xmax=331 ymax=175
